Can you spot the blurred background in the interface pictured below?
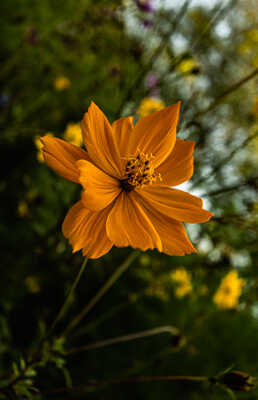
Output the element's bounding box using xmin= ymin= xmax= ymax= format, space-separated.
xmin=0 ymin=0 xmax=258 ymax=398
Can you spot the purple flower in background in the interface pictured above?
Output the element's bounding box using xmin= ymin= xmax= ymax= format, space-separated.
xmin=145 ymin=73 xmax=159 ymax=89
xmin=145 ymin=73 xmax=160 ymax=97
xmin=143 ymin=19 xmax=153 ymax=28
xmin=136 ymin=0 xmax=154 ymax=13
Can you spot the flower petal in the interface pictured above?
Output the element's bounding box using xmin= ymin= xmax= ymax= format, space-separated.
xmin=81 ymin=102 xmax=122 ymax=178
xmin=137 ymin=195 xmax=196 ymax=255
xmin=62 ymin=200 xmax=113 ymax=259
xmin=112 ymin=116 xmax=134 ymax=170
xmin=41 ymin=136 xmax=89 ymax=183
xmin=139 ymin=185 xmax=213 ymax=223
xmin=157 ymin=139 xmax=195 ymax=186
xmin=106 ymin=191 xmax=162 ymax=252
xmin=128 ymin=102 xmax=181 ymax=167
xmin=77 ymin=160 xmax=121 ymax=211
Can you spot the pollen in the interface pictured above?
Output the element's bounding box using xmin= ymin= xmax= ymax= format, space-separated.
xmin=120 ymin=151 xmax=162 ymax=192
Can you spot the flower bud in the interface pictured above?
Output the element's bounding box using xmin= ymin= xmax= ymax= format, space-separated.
xmin=220 ymin=370 xmax=254 ymax=392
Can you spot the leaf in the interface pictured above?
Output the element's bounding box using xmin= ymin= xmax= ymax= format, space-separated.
xmin=11 ymin=362 xmax=19 ymax=378
xmin=225 ymin=388 xmax=236 ymax=400
xmin=20 ymin=358 xmax=26 ymax=371
xmin=25 ymin=367 xmax=36 ymax=378
xmin=62 ymin=367 xmax=73 ymax=389
xmin=215 ymin=364 xmax=235 ymax=379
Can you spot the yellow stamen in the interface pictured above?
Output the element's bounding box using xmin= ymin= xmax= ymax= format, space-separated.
xmin=121 ymin=151 xmax=162 ymax=192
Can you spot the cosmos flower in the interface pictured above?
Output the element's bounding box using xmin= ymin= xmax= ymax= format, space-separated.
xmin=171 ymin=267 xmax=192 ymax=298
xmin=64 ymin=123 xmax=83 ymax=147
xmin=213 ymin=270 xmax=244 ymax=309
xmin=177 ymin=58 xmax=200 ymax=75
xmin=54 ymin=76 xmax=71 ymax=91
xmin=41 ymin=101 xmax=213 ymax=259
xmin=35 ymin=132 xmax=53 ymax=162
xmin=137 ymin=97 xmax=165 ymax=118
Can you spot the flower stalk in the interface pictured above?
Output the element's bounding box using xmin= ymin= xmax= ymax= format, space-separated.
xmin=62 ymin=250 xmax=140 ymax=338
xmin=67 ymin=325 xmax=179 ymax=354
xmin=47 ymin=256 xmax=88 ymax=337
xmin=39 ymin=375 xmax=208 ymax=395
xmin=91 ymin=375 xmax=208 ymax=385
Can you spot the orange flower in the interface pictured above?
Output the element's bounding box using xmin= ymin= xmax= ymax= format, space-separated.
xmin=41 ymin=102 xmax=213 ymax=259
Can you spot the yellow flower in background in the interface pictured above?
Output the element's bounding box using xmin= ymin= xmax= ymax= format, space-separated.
xmin=171 ymin=267 xmax=192 ymax=298
xmin=137 ymin=97 xmax=165 ymax=118
xmin=213 ymin=270 xmax=245 ymax=309
xmin=25 ymin=276 xmax=40 ymax=293
xmin=17 ymin=200 xmax=29 ymax=217
xmin=54 ymin=76 xmax=71 ymax=91
xmin=177 ymin=58 xmax=200 ymax=75
xmin=175 ymin=283 xmax=192 ymax=299
xmin=64 ymin=123 xmax=83 ymax=147
xmin=35 ymin=132 xmax=53 ymax=162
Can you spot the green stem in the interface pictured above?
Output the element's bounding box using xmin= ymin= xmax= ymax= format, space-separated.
xmin=62 ymin=250 xmax=140 ymax=338
xmin=40 ymin=375 xmax=208 ymax=395
xmin=67 ymin=325 xmax=179 ymax=354
xmin=91 ymin=375 xmax=208 ymax=385
xmin=48 ymin=257 xmax=88 ymax=337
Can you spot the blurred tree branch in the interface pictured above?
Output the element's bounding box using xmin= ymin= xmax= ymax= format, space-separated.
xmin=67 ymin=325 xmax=179 ymax=354
xmin=204 ymin=176 xmax=258 ymax=197
xmin=194 ymin=68 xmax=258 ymax=120
xmin=193 ymin=127 xmax=258 ymax=187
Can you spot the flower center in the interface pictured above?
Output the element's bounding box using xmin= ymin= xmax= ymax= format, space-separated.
xmin=120 ymin=151 xmax=162 ymax=192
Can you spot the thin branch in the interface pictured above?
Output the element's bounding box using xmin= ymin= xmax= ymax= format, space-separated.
xmin=193 ymin=128 xmax=258 ymax=187
xmin=203 ymin=176 xmax=258 ymax=197
xmin=67 ymin=325 xmax=179 ymax=355
xmin=61 ymin=250 xmax=140 ymax=338
xmin=46 ymin=257 xmax=88 ymax=339
xmin=209 ymin=215 xmax=257 ymax=234
xmin=89 ymin=375 xmax=208 ymax=384
xmin=188 ymin=68 xmax=258 ymax=126
xmin=198 ymin=68 xmax=258 ymax=118
xmin=39 ymin=375 xmax=208 ymax=395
